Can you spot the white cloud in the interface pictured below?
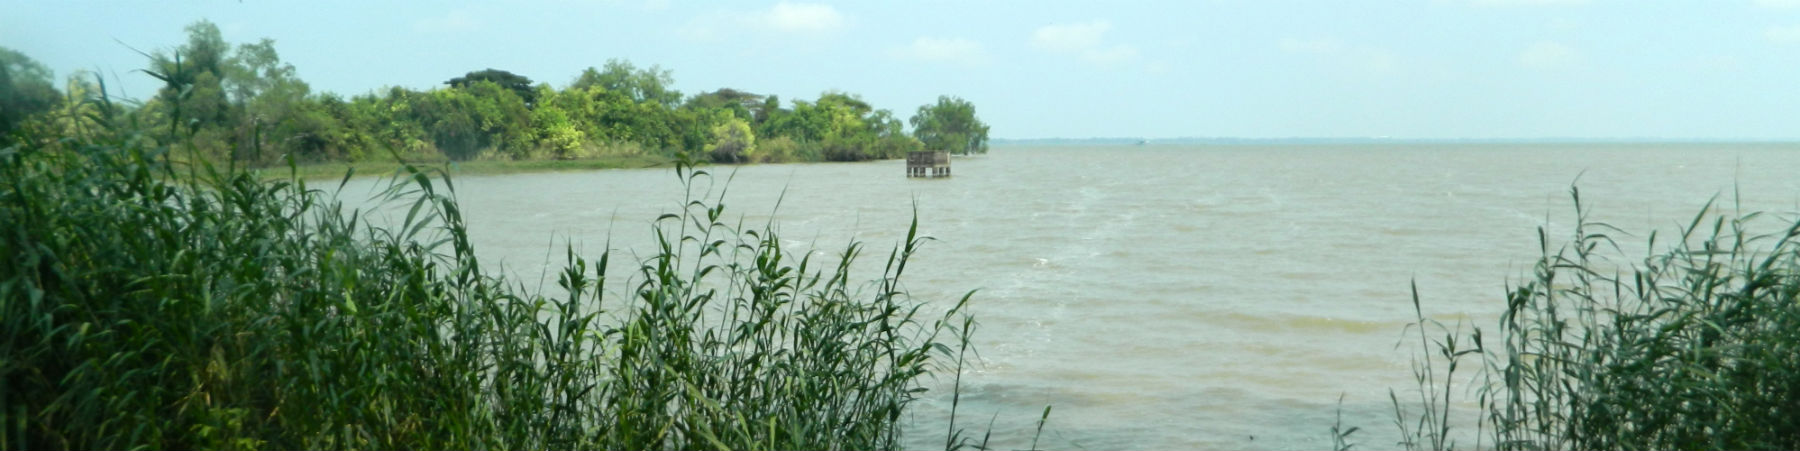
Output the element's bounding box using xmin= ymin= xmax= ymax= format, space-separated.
xmin=1031 ymin=21 xmax=1140 ymax=66
xmin=891 ymin=37 xmax=986 ymax=66
xmin=678 ymin=2 xmax=846 ymax=41
xmin=1033 ymin=22 xmax=1110 ymax=53
xmin=759 ymin=2 xmax=845 ymax=33
xmin=414 ymin=9 xmax=480 ymax=33
xmin=1754 ymin=0 xmax=1800 ymax=9
xmin=1519 ymin=41 xmax=1578 ymax=69
xmin=1766 ymin=25 xmax=1800 ymax=44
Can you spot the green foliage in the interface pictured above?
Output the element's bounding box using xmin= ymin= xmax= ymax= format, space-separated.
xmin=34 ymin=72 xmax=112 ymax=141
xmin=685 ymin=87 xmax=763 ymax=121
xmin=0 ymin=46 xmax=61 ymax=143
xmin=8 ymin=22 xmax=992 ymax=167
xmin=910 ymin=95 xmax=989 ymax=155
xmin=571 ymin=59 xmax=681 ymax=107
xmin=757 ymin=92 xmax=922 ymax=162
xmin=148 ymin=20 xmax=233 ymax=134
xmin=0 ymin=116 xmax=988 ymax=450
xmin=1391 ymin=187 xmax=1800 ymax=451
xmin=445 ymin=68 xmax=537 ymax=107
xmin=531 ymin=104 xmax=586 ymax=159
xmin=754 ymin=135 xmax=811 ymax=163
xmin=706 ymin=116 xmax=754 ymax=163
xmin=341 ymin=88 xmax=435 ymax=160
xmin=412 ymin=86 xmax=491 ymax=160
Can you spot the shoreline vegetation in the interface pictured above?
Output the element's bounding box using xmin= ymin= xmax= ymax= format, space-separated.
xmin=1 ymin=20 xmax=990 ymax=175
xmin=277 ymin=153 xmax=675 ymax=181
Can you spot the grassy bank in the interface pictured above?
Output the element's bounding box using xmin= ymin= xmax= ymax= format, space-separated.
xmin=275 ymin=153 xmax=675 ymax=181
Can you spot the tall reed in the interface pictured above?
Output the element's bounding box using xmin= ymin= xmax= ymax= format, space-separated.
xmin=0 ymin=86 xmax=988 ymax=449
xmin=1389 ymin=186 xmax=1800 ymax=450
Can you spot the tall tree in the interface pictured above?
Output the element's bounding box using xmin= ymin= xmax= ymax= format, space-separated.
xmin=446 ymin=69 xmax=537 ymax=107
xmin=148 ymin=20 xmax=232 ymax=132
xmin=685 ymin=87 xmax=762 ymax=121
xmin=225 ymin=38 xmax=315 ymax=162
xmin=570 ymin=59 xmax=680 ymax=107
xmin=0 ymin=46 xmax=60 ymax=143
xmin=909 ymin=95 xmax=989 ymax=155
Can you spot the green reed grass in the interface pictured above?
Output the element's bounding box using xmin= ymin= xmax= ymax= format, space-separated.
xmin=1388 ymin=186 xmax=1800 ymax=451
xmin=0 ymin=83 xmax=1024 ymax=449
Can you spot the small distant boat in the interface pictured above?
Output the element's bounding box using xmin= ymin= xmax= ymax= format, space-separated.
xmin=1135 ymin=139 xmax=1149 ymax=146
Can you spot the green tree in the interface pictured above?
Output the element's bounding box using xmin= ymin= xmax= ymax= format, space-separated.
xmin=755 ymin=94 xmax=781 ymax=125
xmin=340 ymin=88 xmax=434 ymax=159
xmin=269 ymin=94 xmax=352 ymax=161
xmin=148 ymin=21 xmax=233 ymax=134
xmin=531 ymin=103 xmax=586 ymax=159
xmin=570 ymin=59 xmax=680 ymax=107
xmin=706 ymin=116 xmax=754 ymax=163
xmin=459 ymin=79 xmax=533 ymax=156
xmin=224 ymin=38 xmax=317 ymax=163
xmin=867 ymin=109 xmax=921 ymax=159
xmin=446 ymin=68 xmax=537 ymax=107
xmin=909 ymin=95 xmax=989 ymax=155
xmin=685 ymin=88 xmax=762 ymax=121
xmin=224 ymin=39 xmax=303 ymax=106
xmin=0 ymin=46 xmax=60 ymax=143
xmin=414 ymin=87 xmax=489 ymax=160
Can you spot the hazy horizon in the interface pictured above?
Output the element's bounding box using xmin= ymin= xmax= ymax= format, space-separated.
xmin=991 ymin=136 xmax=1800 ymax=143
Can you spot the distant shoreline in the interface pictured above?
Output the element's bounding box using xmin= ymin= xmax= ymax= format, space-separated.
xmin=273 ymin=154 xmax=675 ymax=181
xmin=992 ymin=137 xmax=1800 ymax=146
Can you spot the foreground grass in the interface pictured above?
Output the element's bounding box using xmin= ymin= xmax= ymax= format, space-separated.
xmin=275 ymin=153 xmax=675 ymax=181
xmin=1 ymin=121 xmax=1004 ymax=449
xmin=1387 ymin=187 xmax=1800 ymax=451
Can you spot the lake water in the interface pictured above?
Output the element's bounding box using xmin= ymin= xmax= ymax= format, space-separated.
xmin=343 ymin=143 xmax=1800 ymax=450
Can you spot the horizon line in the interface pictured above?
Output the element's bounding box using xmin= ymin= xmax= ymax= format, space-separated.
xmin=992 ymin=137 xmax=1800 ymax=143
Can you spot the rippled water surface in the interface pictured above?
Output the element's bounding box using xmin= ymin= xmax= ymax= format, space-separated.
xmin=342 ymin=143 xmax=1800 ymax=449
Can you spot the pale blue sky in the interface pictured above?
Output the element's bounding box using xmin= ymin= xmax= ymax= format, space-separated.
xmin=7 ymin=0 xmax=1800 ymax=139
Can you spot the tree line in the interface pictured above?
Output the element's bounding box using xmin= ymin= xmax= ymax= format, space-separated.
xmin=0 ymin=20 xmax=989 ymax=166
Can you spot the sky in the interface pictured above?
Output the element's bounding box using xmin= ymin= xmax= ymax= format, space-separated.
xmin=6 ymin=0 xmax=1800 ymax=140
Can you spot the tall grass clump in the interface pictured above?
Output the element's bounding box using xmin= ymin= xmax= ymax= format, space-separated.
xmin=1391 ymin=186 xmax=1800 ymax=450
xmin=0 ymin=87 xmax=982 ymax=449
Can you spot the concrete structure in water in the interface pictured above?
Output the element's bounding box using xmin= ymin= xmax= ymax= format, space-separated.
xmin=906 ymin=151 xmax=950 ymax=178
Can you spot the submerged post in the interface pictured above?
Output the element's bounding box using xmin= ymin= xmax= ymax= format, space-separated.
xmin=906 ymin=151 xmax=951 ymax=178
